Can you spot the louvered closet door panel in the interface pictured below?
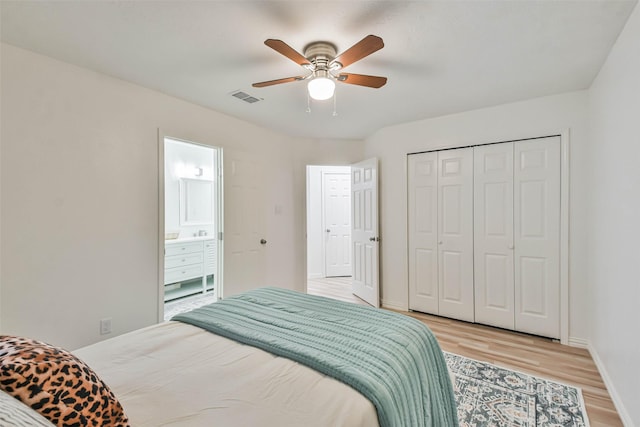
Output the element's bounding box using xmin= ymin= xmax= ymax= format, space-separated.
xmin=408 ymin=152 xmax=439 ymax=313
xmin=438 ymin=148 xmax=474 ymax=322
xmin=474 ymin=143 xmax=515 ymax=330
xmin=514 ymin=137 xmax=561 ymax=339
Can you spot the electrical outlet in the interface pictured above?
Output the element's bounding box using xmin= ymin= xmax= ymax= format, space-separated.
xmin=100 ymin=318 xmax=112 ymax=335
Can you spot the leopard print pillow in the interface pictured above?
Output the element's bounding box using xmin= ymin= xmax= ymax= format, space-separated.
xmin=0 ymin=335 xmax=129 ymax=427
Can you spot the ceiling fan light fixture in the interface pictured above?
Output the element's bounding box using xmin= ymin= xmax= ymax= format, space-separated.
xmin=307 ymin=76 xmax=335 ymax=101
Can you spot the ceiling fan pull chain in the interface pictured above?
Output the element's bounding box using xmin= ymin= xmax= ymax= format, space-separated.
xmin=306 ymin=91 xmax=311 ymax=113
xmin=333 ymin=88 xmax=338 ymax=117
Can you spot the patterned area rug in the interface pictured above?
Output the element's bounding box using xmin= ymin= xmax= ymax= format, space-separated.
xmin=445 ymin=353 xmax=589 ymax=427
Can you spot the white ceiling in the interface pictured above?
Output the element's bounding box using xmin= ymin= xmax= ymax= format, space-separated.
xmin=1 ymin=1 xmax=637 ymax=140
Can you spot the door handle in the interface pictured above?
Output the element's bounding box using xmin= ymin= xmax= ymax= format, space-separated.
xmin=260 ymin=239 xmax=267 ymax=245
xmin=369 ymin=237 xmax=380 ymax=242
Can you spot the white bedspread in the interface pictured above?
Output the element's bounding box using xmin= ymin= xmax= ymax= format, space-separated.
xmin=74 ymin=321 xmax=379 ymax=427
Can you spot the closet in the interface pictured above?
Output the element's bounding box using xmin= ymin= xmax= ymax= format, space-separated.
xmin=408 ymin=136 xmax=561 ymax=339
xmin=407 ymin=148 xmax=475 ymax=322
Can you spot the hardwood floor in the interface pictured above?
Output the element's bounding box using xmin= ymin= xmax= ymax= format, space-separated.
xmin=307 ymin=277 xmax=623 ymax=427
xmin=307 ymin=276 xmax=370 ymax=306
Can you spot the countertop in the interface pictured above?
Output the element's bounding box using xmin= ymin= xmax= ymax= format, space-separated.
xmin=165 ymin=235 xmax=214 ymax=244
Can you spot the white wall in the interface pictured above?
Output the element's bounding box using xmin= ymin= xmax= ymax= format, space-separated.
xmin=0 ymin=44 xmax=362 ymax=350
xmin=364 ymin=91 xmax=590 ymax=344
xmin=586 ymin=3 xmax=640 ymax=425
xmin=307 ymin=166 xmax=324 ymax=279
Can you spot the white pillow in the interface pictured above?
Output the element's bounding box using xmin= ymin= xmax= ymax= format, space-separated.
xmin=0 ymin=389 xmax=54 ymax=427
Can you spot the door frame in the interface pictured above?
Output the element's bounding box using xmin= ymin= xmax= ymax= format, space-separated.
xmin=407 ymin=130 xmax=570 ymax=345
xmin=157 ymin=130 xmax=224 ymax=323
xmin=306 ymin=165 xmax=352 ymax=280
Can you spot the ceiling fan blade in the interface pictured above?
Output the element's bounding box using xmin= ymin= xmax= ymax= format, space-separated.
xmin=337 ymin=73 xmax=387 ymax=88
xmin=331 ymin=35 xmax=384 ymax=69
xmin=252 ymin=76 xmax=305 ymax=88
xmin=264 ymin=39 xmax=311 ymax=67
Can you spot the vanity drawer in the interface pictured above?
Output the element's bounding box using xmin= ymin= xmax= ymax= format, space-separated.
xmin=204 ymin=239 xmax=216 ymax=274
xmin=165 ymin=252 xmax=203 ymax=269
xmin=165 ymin=241 xmax=203 ymax=257
xmin=164 ymin=264 xmax=203 ymax=285
xmin=204 ymin=239 xmax=216 ymax=252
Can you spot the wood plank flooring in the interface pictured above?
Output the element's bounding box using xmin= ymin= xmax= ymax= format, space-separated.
xmin=307 ymin=277 xmax=623 ymax=427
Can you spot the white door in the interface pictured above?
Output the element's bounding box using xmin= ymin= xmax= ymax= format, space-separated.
xmin=474 ymin=143 xmax=515 ymax=329
xmin=438 ymin=148 xmax=474 ymax=322
xmin=323 ymin=172 xmax=351 ymax=277
xmin=351 ymin=158 xmax=379 ymax=307
xmin=224 ymin=149 xmax=266 ymax=297
xmin=408 ymin=152 xmax=439 ymax=313
xmin=514 ymin=137 xmax=561 ymax=338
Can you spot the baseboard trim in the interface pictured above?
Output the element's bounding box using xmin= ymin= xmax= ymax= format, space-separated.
xmin=588 ymin=342 xmax=633 ymax=426
xmin=381 ymin=299 xmax=407 ymax=311
xmin=568 ymin=337 xmax=589 ymax=349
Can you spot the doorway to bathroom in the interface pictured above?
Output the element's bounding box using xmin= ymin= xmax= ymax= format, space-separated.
xmin=162 ymin=137 xmax=223 ymax=320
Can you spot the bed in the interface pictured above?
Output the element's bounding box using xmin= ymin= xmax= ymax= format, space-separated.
xmin=1 ymin=287 xmax=458 ymax=427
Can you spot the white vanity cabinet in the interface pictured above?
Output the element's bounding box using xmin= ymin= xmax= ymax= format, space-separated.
xmin=204 ymin=239 xmax=217 ymax=277
xmin=164 ymin=238 xmax=216 ymax=301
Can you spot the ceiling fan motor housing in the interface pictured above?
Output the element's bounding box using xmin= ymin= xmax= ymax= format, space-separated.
xmin=304 ymin=42 xmax=339 ymax=71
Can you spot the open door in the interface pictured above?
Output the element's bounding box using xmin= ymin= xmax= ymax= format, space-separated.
xmin=351 ymin=158 xmax=379 ymax=307
xmin=224 ymin=148 xmax=267 ymax=297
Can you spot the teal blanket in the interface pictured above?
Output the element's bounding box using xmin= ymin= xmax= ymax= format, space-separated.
xmin=173 ymin=287 xmax=458 ymax=427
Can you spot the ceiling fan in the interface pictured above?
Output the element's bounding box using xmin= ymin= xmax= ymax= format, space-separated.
xmin=252 ymin=35 xmax=387 ymax=101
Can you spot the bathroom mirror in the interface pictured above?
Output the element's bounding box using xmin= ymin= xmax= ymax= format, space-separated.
xmin=179 ymin=178 xmax=213 ymax=225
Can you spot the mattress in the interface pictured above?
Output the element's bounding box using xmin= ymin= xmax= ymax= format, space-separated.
xmin=74 ymin=321 xmax=379 ymax=427
xmin=173 ymin=287 xmax=458 ymax=427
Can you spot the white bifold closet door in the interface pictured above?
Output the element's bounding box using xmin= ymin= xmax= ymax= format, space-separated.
xmin=513 ymin=138 xmax=561 ymax=338
xmin=474 ymin=137 xmax=561 ymax=339
xmin=438 ymin=149 xmax=474 ymax=322
xmin=408 ymin=148 xmax=474 ymax=322
xmin=408 ymin=152 xmax=439 ymax=314
xmin=473 ymin=142 xmax=515 ymax=330
xmin=410 ymin=136 xmax=561 ymax=339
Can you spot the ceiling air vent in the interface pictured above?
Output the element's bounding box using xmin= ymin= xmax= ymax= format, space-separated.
xmin=230 ymin=90 xmax=262 ymax=104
